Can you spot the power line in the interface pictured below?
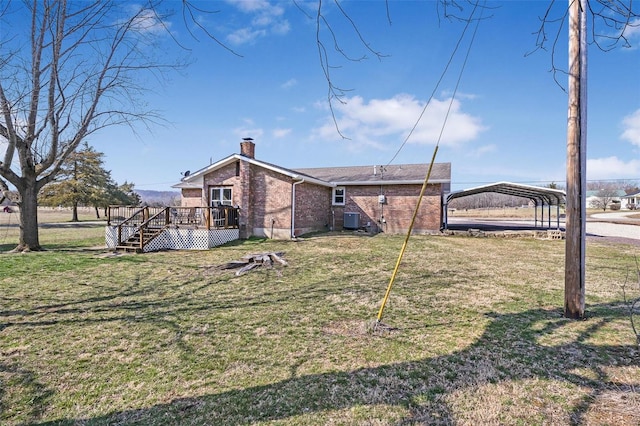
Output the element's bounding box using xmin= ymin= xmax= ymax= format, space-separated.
xmin=385 ymin=2 xmax=484 ymax=166
xmin=376 ymin=1 xmax=486 ymax=328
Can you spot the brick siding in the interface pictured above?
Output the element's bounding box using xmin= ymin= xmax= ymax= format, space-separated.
xmin=332 ymin=184 xmax=443 ymax=233
xmin=293 ymin=182 xmax=332 ymax=236
xmin=250 ymin=167 xmax=293 ymax=238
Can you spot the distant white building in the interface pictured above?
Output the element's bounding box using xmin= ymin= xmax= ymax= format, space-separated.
xmin=622 ymin=191 xmax=640 ymax=210
xmin=586 ymin=189 xmax=628 ymax=210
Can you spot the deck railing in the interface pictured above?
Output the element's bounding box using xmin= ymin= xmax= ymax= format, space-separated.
xmin=108 ymin=206 xmax=240 ymax=229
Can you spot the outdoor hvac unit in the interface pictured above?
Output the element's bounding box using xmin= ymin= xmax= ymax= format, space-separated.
xmin=343 ymin=212 xmax=360 ymax=230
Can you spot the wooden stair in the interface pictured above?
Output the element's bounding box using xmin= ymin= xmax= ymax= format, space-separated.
xmin=116 ymin=226 xmax=165 ymax=253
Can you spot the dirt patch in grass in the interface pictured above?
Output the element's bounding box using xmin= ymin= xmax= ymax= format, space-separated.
xmin=322 ymin=319 xmax=374 ymax=337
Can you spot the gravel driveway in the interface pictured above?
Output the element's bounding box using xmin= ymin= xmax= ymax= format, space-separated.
xmin=585 ymin=211 xmax=640 ymax=247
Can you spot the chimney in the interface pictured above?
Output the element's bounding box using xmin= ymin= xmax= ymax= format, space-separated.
xmin=240 ymin=137 xmax=255 ymax=159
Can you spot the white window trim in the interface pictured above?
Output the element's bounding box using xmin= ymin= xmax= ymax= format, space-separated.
xmin=210 ymin=187 xmax=233 ymax=206
xmin=333 ymin=186 xmax=346 ymax=206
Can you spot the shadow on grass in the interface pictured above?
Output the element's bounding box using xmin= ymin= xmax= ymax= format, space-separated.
xmin=7 ymin=299 xmax=636 ymax=425
xmin=0 ymin=362 xmax=54 ymax=422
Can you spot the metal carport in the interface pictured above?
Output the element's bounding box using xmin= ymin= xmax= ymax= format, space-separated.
xmin=443 ymin=182 xmax=566 ymax=230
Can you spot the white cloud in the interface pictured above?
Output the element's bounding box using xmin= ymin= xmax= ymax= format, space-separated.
xmin=233 ymin=119 xmax=264 ymax=140
xmin=466 ymin=144 xmax=497 ymax=157
xmin=281 ymin=78 xmax=298 ymax=89
xmin=225 ymin=0 xmax=290 ymax=45
xmin=124 ymin=6 xmax=170 ymax=35
xmin=271 ymin=20 xmax=291 ymax=35
xmin=313 ymin=94 xmax=487 ymax=150
xmin=587 ymin=156 xmax=640 ymax=180
xmin=622 ymin=18 xmax=640 ymax=45
xmin=228 ymin=0 xmax=276 ymax=14
xmin=227 ymin=28 xmax=267 ymax=45
xmin=621 ymin=108 xmax=640 ymax=146
xmin=272 ymin=128 xmax=292 ymax=138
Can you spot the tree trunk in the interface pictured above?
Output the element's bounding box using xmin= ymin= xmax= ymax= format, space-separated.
xmin=16 ymin=183 xmax=42 ymax=252
xmin=72 ymin=202 xmax=79 ymax=222
xmin=94 ymin=206 xmax=100 ymax=219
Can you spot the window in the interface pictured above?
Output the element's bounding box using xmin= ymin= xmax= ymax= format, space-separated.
xmin=211 ymin=187 xmax=232 ymax=206
xmin=333 ymin=187 xmax=345 ymax=206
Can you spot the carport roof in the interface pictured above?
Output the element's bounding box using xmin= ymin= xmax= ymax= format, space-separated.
xmin=446 ymin=181 xmax=566 ymax=205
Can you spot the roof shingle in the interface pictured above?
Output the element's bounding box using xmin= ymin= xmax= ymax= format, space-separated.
xmin=293 ymin=163 xmax=451 ymax=184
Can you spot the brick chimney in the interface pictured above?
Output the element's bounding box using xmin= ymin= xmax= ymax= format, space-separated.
xmin=240 ymin=137 xmax=255 ymax=159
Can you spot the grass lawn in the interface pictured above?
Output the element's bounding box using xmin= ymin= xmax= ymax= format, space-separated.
xmin=1 ymin=214 xmax=639 ymax=425
xmin=0 ymin=207 xmax=106 ymax=251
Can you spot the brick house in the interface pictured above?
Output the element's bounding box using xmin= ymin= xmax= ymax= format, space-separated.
xmin=173 ymin=139 xmax=451 ymax=239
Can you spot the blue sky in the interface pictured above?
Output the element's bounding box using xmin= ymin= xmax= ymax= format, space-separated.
xmin=54 ymin=1 xmax=640 ymax=191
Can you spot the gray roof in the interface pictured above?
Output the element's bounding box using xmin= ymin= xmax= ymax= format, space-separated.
xmin=293 ymin=163 xmax=451 ymax=185
xmin=172 ymin=150 xmax=451 ymax=189
xmin=173 ymin=154 xmax=335 ymax=189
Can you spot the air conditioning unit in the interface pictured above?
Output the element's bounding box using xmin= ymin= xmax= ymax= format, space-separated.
xmin=343 ymin=212 xmax=360 ymax=230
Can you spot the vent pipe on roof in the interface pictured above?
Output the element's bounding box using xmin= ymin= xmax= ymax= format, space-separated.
xmin=373 ymin=165 xmax=377 ymax=176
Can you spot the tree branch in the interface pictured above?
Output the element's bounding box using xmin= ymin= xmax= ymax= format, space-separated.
xmin=529 ymin=0 xmax=639 ymax=92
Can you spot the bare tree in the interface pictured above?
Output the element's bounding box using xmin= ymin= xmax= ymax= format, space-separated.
xmin=530 ymin=0 xmax=639 ymax=90
xmin=0 ymin=1 xmax=197 ymax=251
xmin=587 ymin=181 xmax=622 ymax=211
xmin=590 ymin=188 xmax=622 ymax=211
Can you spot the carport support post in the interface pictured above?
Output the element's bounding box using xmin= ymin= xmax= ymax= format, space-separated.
xmin=564 ymin=0 xmax=586 ymax=319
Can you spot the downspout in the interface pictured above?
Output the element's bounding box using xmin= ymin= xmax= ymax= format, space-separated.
xmin=291 ymin=178 xmax=305 ymax=239
xmin=443 ymin=194 xmax=448 ymax=230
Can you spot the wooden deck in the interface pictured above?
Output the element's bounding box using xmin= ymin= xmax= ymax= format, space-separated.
xmin=106 ymin=206 xmax=240 ymax=252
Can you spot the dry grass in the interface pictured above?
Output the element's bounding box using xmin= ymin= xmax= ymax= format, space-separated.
xmin=0 ymin=206 xmax=103 ymax=225
xmin=0 ymin=217 xmax=639 ymax=425
xmin=448 ymin=206 xmax=549 ymax=219
xmin=0 ymin=207 xmax=106 ymax=251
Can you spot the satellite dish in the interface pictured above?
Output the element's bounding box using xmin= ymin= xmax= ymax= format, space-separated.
xmin=181 ymin=170 xmax=191 ymax=177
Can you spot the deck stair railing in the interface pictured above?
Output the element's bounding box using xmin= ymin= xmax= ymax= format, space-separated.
xmin=115 ymin=208 xmax=168 ymax=252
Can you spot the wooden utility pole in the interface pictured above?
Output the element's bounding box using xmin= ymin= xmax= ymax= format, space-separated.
xmin=564 ymin=0 xmax=587 ymax=319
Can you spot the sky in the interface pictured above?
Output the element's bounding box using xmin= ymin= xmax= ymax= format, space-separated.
xmin=4 ymin=1 xmax=640 ymax=193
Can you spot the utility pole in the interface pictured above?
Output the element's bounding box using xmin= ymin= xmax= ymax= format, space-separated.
xmin=564 ymin=0 xmax=587 ymax=319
